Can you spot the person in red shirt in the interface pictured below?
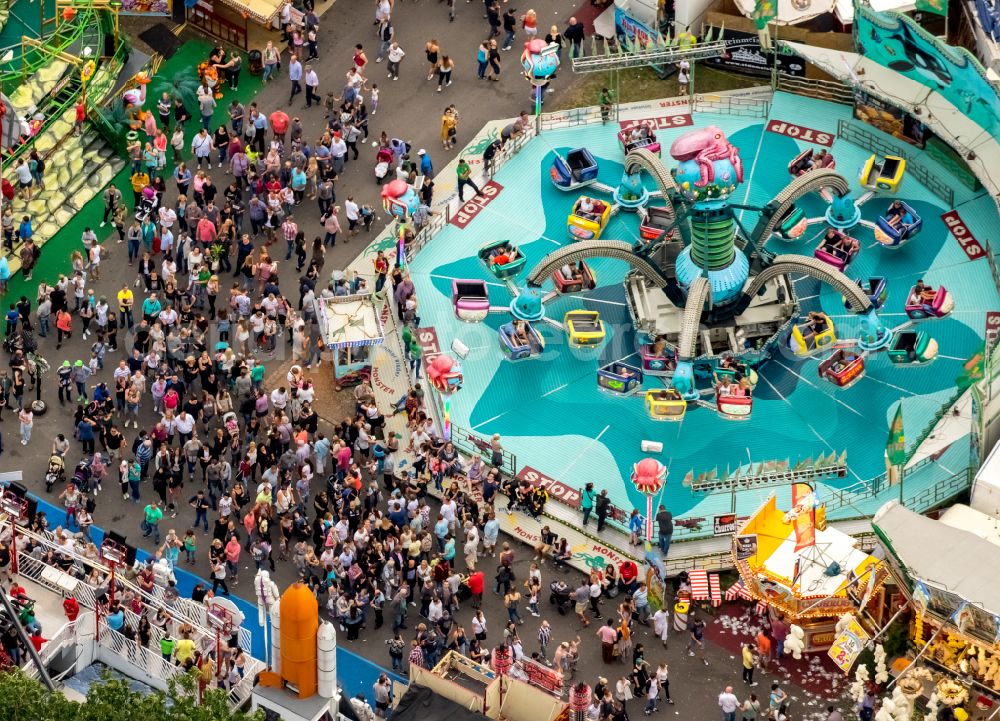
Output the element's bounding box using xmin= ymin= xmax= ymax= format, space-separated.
xmin=468 ymin=570 xmax=484 ymax=609
xmin=74 ymin=101 xmax=86 ymax=136
xmin=29 ymin=631 xmax=47 ymax=652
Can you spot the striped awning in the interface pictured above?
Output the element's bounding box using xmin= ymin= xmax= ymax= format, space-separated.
xmin=725 ymin=580 xmax=755 ymax=601
xmin=688 ymin=569 xmax=709 ymax=600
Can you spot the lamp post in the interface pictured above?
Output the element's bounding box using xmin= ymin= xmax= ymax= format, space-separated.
xmin=521 ymin=39 xmax=560 ymax=128
xmin=100 ymin=538 xmax=126 ymax=606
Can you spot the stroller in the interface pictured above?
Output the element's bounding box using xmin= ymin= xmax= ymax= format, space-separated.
xmin=71 ymin=460 xmax=92 ymax=493
xmin=223 ymin=411 xmax=240 ymax=441
xmin=45 ymin=454 xmax=65 ymax=492
xmin=3 ymin=329 xmax=36 ymax=354
xmin=549 ymin=580 xmax=572 ymax=616
xmin=135 ymin=188 xmax=159 ymax=223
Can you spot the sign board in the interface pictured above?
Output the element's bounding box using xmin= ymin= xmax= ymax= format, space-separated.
xmin=495 ymin=510 xmax=633 ymax=582
xmin=414 ymin=326 xmax=444 ymax=365
xmin=735 ymin=534 xmax=758 ymax=560
xmin=516 ymin=466 xmax=629 ymax=523
xmin=522 ymin=657 xmax=564 ymax=695
xmin=828 ymin=615 xmax=870 ymax=674
xmin=704 ymin=29 xmax=805 ymax=77
xmin=713 ymin=513 xmax=738 ymax=536
xmin=615 ymin=7 xmax=658 ymax=48
xmin=941 ymin=210 xmax=986 ymax=261
xmin=766 ymin=120 xmax=834 ymax=147
xmin=451 ymin=181 xmax=503 ymax=230
xmin=987 ymin=311 xmax=1000 ymax=349
xmin=619 ymin=114 xmax=694 ymax=132
xmin=855 ymin=5 xmax=1000 ymax=139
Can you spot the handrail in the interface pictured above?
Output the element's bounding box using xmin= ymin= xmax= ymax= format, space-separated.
xmin=15 ymin=548 xmax=262 ymax=710
xmin=692 ymin=94 xmax=771 ymax=118
xmin=776 ymin=74 xmax=854 ymax=105
xmin=449 ymin=423 xmax=518 ymax=477
xmin=400 ymin=124 xmax=531 ymax=263
xmin=10 ymin=521 xmax=255 ymax=654
xmin=0 ymin=8 xmax=100 ymax=94
xmin=835 ymin=119 xmax=955 ymax=206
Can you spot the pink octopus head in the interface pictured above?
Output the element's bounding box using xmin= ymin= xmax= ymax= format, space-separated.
xmin=669 ymin=125 xmax=744 ymax=188
xmin=631 ymin=457 xmax=666 ymax=494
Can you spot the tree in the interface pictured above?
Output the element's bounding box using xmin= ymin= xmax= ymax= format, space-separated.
xmin=149 ymin=70 xmax=200 ymax=112
xmin=0 ymin=667 xmax=264 ymax=721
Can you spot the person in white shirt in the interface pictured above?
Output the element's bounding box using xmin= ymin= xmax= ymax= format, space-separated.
xmin=718 ymin=686 xmax=740 ymax=721
xmin=304 ymin=65 xmax=320 ymax=107
xmin=386 ymin=41 xmax=405 ymax=80
xmin=344 ymin=197 xmax=360 ymax=236
xmin=191 ymin=129 xmax=214 ymax=169
xmin=270 ymin=387 xmax=288 ymax=410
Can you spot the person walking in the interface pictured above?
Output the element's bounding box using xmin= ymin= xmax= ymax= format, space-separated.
xmin=386 ymin=40 xmax=405 ymax=80
xmin=565 ymin=16 xmax=585 ymax=58
xmin=288 ymin=53 xmax=303 ymax=105
xmin=581 ymin=482 xmax=596 ymax=526
xmin=100 ymin=186 xmax=122 ymax=228
xmin=142 ymin=500 xmax=163 ymax=544
xmin=644 ymin=675 xmax=660 ymax=716
xmin=456 ymin=158 xmax=482 ymax=202
xmin=17 ymin=406 xmax=32 ymax=446
xmin=436 ymin=55 xmax=454 ymax=92
xmin=597 ymin=619 xmax=619 ymax=663
xmin=719 ymin=687 xmax=740 ymax=721
xmin=501 ymin=9 xmax=517 ymax=50
xmin=677 ymin=59 xmax=690 ymax=95
xmin=742 ymin=642 xmax=758 ymax=686
xmin=687 ymin=616 xmax=708 ymax=665
xmin=486 ymin=39 xmax=501 ymax=81
xmin=743 ymin=695 xmax=762 ymax=721
xmin=305 ymin=65 xmax=320 ymax=107
xmin=262 ymin=41 xmax=280 ymax=83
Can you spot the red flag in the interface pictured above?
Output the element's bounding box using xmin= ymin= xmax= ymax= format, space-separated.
xmin=792 ymin=482 xmax=816 ymax=551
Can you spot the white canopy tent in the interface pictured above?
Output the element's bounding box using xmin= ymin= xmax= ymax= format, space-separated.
xmin=781 ymin=40 xmax=1000 ymax=206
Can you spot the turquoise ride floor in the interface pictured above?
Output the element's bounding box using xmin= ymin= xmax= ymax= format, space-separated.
xmin=409 ymin=92 xmax=997 ymax=522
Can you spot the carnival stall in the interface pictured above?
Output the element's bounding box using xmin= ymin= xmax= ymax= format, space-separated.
xmin=407 ymin=650 xmax=567 ymax=721
xmin=313 ymin=294 xmax=385 ymax=390
xmin=874 ymin=501 xmax=1000 ymax=706
xmin=733 ymin=492 xmax=888 ymax=651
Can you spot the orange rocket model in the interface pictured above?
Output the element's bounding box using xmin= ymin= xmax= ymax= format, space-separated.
xmin=259 ymin=582 xmax=319 ymax=698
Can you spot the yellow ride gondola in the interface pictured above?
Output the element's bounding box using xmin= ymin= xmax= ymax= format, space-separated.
xmin=564 ymin=310 xmax=605 ymax=347
xmin=787 ymin=312 xmax=836 ymax=356
xmin=645 ymin=389 xmax=686 ymax=421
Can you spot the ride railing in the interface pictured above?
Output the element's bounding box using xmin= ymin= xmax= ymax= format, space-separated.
xmin=692 ymin=93 xmax=771 ymax=118
xmin=776 ymin=74 xmax=854 ymax=105
xmin=539 ymin=105 xmax=609 ymax=131
xmin=404 ymin=127 xmax=531 ymax=263
xmin=450 ymin=423 xmax=518 ymax=478
xmin=15 ymin=548 xmax=261 ymax=710
xmin=902 ymin=468 xmax=973 ymax=511
xmin=905 ymin=387 xmax=967 ymax=468
xmin=985 ymin=238 xmax=1000 ymax=295
xmin=835 ymin=119 xmax=955 ymax=206
xmin=9 ymin=521 xmax=255 ymax=655
xmin=96 ymin=619 xmax=187 ymax=688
